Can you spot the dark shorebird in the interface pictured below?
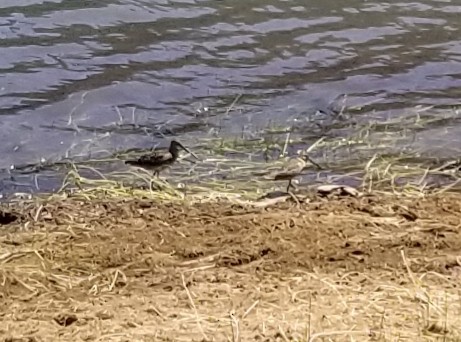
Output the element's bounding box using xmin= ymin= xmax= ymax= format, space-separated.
xmin=273 ymin=154 xmax=322 ymax=192
xmin=125 ymin=140 xmax=198 ymax=177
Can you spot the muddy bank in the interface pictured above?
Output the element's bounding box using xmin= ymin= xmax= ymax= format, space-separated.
xmin=1 ymin=193 xmax=461 ymax=341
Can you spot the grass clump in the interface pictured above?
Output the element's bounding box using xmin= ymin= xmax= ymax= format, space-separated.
xmin=48 ymin=124 xmax=461 ymax=204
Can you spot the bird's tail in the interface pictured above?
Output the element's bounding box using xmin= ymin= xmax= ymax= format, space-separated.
xmin=253 ymin=170 xmax=274 ymax=178
xmin=125 ymin=160 xmax=140 ymax=166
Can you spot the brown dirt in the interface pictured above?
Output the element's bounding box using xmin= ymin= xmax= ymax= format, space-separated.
xmin=1 ymin=192 xmax=461 ymax=341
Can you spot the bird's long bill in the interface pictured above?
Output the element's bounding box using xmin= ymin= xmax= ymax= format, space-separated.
xmin=177 ymin=142 xmax=200 ymax=160
xmin=306 ymin=156 xmax=323 ymax=170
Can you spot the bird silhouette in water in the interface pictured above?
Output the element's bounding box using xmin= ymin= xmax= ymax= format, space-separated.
xmin=125 ymin=140 xmax=199 ymax=177
xmin=273 ymin=154 xmax=322 ymax=192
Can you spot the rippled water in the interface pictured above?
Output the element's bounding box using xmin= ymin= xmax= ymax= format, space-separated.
xmin=1 ymin=0 xmax=461 ymax=195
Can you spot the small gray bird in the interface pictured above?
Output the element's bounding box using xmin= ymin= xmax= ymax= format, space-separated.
xmin=125 ymin=140 xmax=198 ymax=177
xmin=273 ymin=155 xmax=322 ymax=192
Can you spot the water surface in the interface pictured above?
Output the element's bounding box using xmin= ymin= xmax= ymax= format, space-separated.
xmin=1 ymin=0 xmax=461 ymax=195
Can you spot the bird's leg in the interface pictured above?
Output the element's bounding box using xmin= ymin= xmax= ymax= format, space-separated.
xmin=286 ymin=178 xmax=300 ymax=206
xmin=287 ymin=190 xmax=300 ymax=207
xmin=149 ymin=171 xmax=159 ymax=190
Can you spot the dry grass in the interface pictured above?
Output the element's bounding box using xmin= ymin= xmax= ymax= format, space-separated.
xmin=38 ymin=105 xmax=461 ymax=204
xmin=2 ymin=192 xmax=461 ymax=341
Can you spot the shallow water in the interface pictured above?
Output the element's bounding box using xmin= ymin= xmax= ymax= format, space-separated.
xmin=1 ymin=0 xmax=461 ymax=195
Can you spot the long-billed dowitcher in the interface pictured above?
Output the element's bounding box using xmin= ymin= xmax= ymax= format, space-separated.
xmin=273 ymin=154 xmax=322 ymax=192
xmin=125 ymin=140 xmax=198 ymax=177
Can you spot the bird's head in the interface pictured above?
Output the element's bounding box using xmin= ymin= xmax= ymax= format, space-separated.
xmin=169 ymin=140 xmax=184 ymax=152
xmin=300 ymin=154 xmax=322 ymax=170
xmin=169 ymin=140 xmax=199 ymax=160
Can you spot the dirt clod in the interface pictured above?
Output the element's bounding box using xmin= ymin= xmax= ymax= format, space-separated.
xmin=53 ymin=313 xmax=78 ymax=327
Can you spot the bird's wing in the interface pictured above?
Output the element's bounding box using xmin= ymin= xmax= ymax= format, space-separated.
xmin=126 ymin=151 xmax=171 ymax=165
xmin=274 ymin=172 xmax=296 ymax=180
xmin=273 ymin=158 xmax=305 ymax=180
xmin=285 ymin=157 xmax=305 ymax=171
xmin=142 ymin=152 xmax=171 ymax=163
